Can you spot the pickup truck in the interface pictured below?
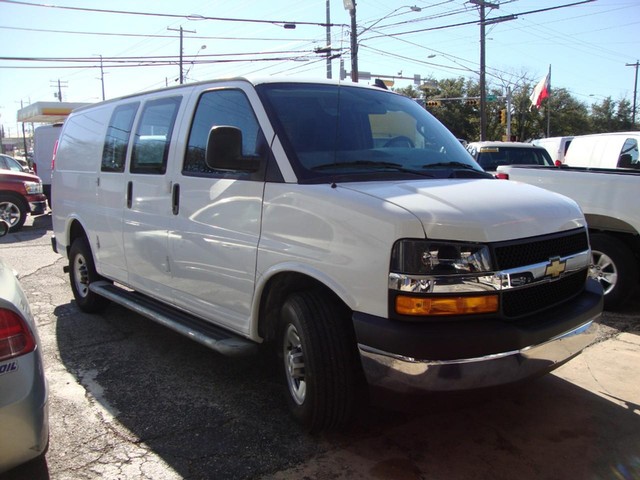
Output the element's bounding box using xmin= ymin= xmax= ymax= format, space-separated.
xmin=0 ymin=170 xmax=48 ymax=232
xmin=496 ymin=164 xmax=640 ymax=310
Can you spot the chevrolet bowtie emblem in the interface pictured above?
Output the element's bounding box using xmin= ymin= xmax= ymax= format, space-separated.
xmin=545 ymin=257 xmax=566 ymax=278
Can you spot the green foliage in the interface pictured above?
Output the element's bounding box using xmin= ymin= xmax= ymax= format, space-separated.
xmin=394 ymin=74 xmax=637 ymax=142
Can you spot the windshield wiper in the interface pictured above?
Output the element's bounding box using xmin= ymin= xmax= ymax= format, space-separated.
xmin=312 ymin=161 xmax=435 ymax=177
xmin=422 ymin=161 xmax=477 ymax=170
xmin=421 ymin=161 xmax=494 ymax=179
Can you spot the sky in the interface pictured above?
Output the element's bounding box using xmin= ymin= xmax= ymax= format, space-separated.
xmin=0 ymin=0 xmax=639 ymax=138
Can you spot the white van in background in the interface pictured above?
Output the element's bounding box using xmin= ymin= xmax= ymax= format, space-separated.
xmin=564 ymin=132 xmax=640 ymax=169
xmin=33 ymin=123 xmax=62 ymax=203
xmin=531 ymin=136 xmax=573 ymax=165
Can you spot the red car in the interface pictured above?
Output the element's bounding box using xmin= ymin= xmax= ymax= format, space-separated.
xmin=0 ymin=170 xmax=48 ymax=232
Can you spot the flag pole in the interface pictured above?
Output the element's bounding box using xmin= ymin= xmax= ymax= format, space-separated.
xmin=546 ymin=64 xmax=551 ymax=137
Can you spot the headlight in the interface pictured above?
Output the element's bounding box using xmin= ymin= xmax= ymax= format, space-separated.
xmin=390 ymin=240 xmax=492 ymax=274
xmin=24 ymin=181 xmax=43 ymax=195
xmin=389 ymin=240 xmax=499 ymax=317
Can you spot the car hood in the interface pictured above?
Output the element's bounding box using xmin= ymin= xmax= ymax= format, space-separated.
xmin=341 ymin=178 xmax=585 ymax=243
xmin=0 ymin=169 xmax=42 ymax=183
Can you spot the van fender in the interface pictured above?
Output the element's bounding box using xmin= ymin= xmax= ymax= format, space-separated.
xmin=249 ymin=261 xmax=358 ymax=340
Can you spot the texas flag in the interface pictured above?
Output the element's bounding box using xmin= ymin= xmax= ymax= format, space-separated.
xmin=530 ymin=72 xmax=550 ymax=109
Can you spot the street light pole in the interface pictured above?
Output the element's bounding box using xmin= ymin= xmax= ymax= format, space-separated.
xmin=343 ymin=3 xmax=422 ymax=83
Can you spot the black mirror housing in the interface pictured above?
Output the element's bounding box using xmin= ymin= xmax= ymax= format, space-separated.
xmin=205 ymin=126 xmax=260 ymax=172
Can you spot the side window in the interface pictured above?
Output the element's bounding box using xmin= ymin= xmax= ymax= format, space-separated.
xmin=101 ymin=102 xmax=139 ymax=172
xmin=131 ymin=97 xmax=181 ymax=175
xmin=618 ymin=138 xmax=639 ymax=168
xmin=183 ymin=89 xmax=266 ymax=176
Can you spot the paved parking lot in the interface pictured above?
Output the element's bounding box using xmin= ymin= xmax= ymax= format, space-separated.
xmin=1 ymin=213 xmax=639 ymax=480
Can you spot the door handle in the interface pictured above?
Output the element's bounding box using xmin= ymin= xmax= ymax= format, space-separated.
xmin=127 ymin=181 xmax=133 ymax=209
xmin=172 ymin=183 xmax=180 ymax=215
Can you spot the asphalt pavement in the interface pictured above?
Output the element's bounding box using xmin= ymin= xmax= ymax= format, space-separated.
xmin=1 ymin=213 xmax=639 ymax=480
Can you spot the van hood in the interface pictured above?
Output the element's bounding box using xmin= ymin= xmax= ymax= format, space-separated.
xmin=341 ymin=178 xmax=585 ymax=243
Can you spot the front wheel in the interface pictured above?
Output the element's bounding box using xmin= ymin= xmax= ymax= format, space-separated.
xmin=69 ymin=237 xmax=110 ymax=313
xmin=278 ymin=290 xmax=360 ymax=433
xmin=0 ymin=194 xmax=27 ymax=232
xmin=589 ymin=233 xmax=638 ymax=310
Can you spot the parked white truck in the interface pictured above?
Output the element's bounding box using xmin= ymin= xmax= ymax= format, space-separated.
xmin=51 ymin=78 xmax=602 ymax=431
xmin=497 ymin=164 xmax=640 ymax=310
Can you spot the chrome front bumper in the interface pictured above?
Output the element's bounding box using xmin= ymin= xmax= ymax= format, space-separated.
xmin=358 ymin=318 xmax=599 ymax=393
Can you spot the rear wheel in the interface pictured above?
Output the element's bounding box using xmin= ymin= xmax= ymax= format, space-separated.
xmin=589 ymin=233 xmax=638 ymax=310
xmin=278 ymin=290 xmax=360 ymax=433
xmin=69 ymin=237 xmax=110 ymax=312
xmin=0 ymin=194 xmax=27 ymax=232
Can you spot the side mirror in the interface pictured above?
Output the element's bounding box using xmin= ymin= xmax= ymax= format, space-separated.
xmin=205 ymin=126 xmax=260 ymax=172
xmin=0 ymin=220 xmax=9 ymax=237
xmin=618 ymin=153 xmax=633 ymax=168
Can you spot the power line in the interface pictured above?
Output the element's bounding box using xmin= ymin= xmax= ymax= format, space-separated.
xmin=0 ymin=24 xmax=316 ymax=42
xmin=365 ymin=0 xmax=596 ymax=40
xmin=0 ymin=0 xmax=346 ymax=28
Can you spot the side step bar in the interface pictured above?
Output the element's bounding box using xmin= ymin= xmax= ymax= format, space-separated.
xmin=89 ymin=281 xmax=258 ymax=357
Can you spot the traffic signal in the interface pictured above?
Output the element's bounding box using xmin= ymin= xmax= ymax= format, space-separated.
xmin=465 ymin=98 xmax=479 ymax=106
xmin=425 ymin=100 xmax=441 ymax=107
xmin=500 ymin=109 xmax=507 ymax=125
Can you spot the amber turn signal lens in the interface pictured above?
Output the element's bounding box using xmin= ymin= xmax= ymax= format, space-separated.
xmin=396 ymin=295 xmax=499 ymax=316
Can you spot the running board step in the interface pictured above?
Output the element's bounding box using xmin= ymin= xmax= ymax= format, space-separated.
xmin=89 ymin=281 xmax=258 ymax=357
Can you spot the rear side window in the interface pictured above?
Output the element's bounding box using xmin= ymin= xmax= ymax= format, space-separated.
xmin=183 ymin=89 xmax=266 ymax=176
xmin=101 ymin=103 xmax=139 ymax=172
xmin=618 ymin=138 xmax=639 ymax=168
xmin=131 ymin=97 xmax=181 ymax=175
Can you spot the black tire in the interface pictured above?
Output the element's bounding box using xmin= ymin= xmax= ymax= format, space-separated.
xmin=278 ymin=290 xmax=360 ymax=433
xmin=69 ymin=237 xmax=111 ymax=313
xmin=0 ymin=194 xmax=28 ymax=232
xmin=589 ymin=233 xmax=638 ymax=310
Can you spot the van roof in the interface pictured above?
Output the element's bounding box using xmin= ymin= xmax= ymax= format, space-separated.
xmin=69 ymin=77 xmax=384 ymax=114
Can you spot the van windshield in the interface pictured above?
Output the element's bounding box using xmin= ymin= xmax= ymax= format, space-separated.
xmin=257 ymin=83 xmax=488 ymax=183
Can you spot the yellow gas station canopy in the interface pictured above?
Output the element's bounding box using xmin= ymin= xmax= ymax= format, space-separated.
xmin=17 ymin=101 xmax=91 ymax=123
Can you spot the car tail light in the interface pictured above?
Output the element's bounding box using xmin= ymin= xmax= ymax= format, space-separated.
xmin=495 ymin=172 xmax=509 ymax=180
xmin=555 ymin=160 xmax=562 ymax=166
xmin=51 ymin=139 xmax=59 ymax=172
xmin=0 ymin=308 xmax=36 ymax=361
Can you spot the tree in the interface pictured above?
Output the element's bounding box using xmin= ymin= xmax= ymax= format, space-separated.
xmin=393 ymin=71 xmax=636 ymax=141
xmin=529 ymin=88 xmax=590 ymax=139
xmin=591 ymin=96 xmax=618 ymax=133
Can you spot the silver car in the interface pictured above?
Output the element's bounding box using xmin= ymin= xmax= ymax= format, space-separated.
xmin=0 ymin=220 xmax=49 ymax=473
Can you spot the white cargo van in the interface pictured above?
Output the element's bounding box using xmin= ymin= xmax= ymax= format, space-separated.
xmin=33 ymin=123 xmax=62 ymax=203
xmin=531 ymin=136 xmax=573 ymax=165
xmin=51 ymin=78 xmax=602 ymax=431
xmin=564 ymin=132 xmax=640 ymax=169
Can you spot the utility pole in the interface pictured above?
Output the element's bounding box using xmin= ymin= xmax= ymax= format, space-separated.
xmin=326 ymin=0 xmax=332 ymax=79
xmin=344 ymin=0 xmax=358 ymax=82
xmin=50 ymin=79 xmax=68 ymax=102
xmin=469 ymin=1 xmax=514 ymax=141
xmin=469 ymin=0 xmax=499 ymax=141
xmin=99 ymin=55 xmax=105 ymax=101
xmin=626 ymin=60 xmax=639 ymax=128
xmin=168 ymin=26 xmax=196 ymax=85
